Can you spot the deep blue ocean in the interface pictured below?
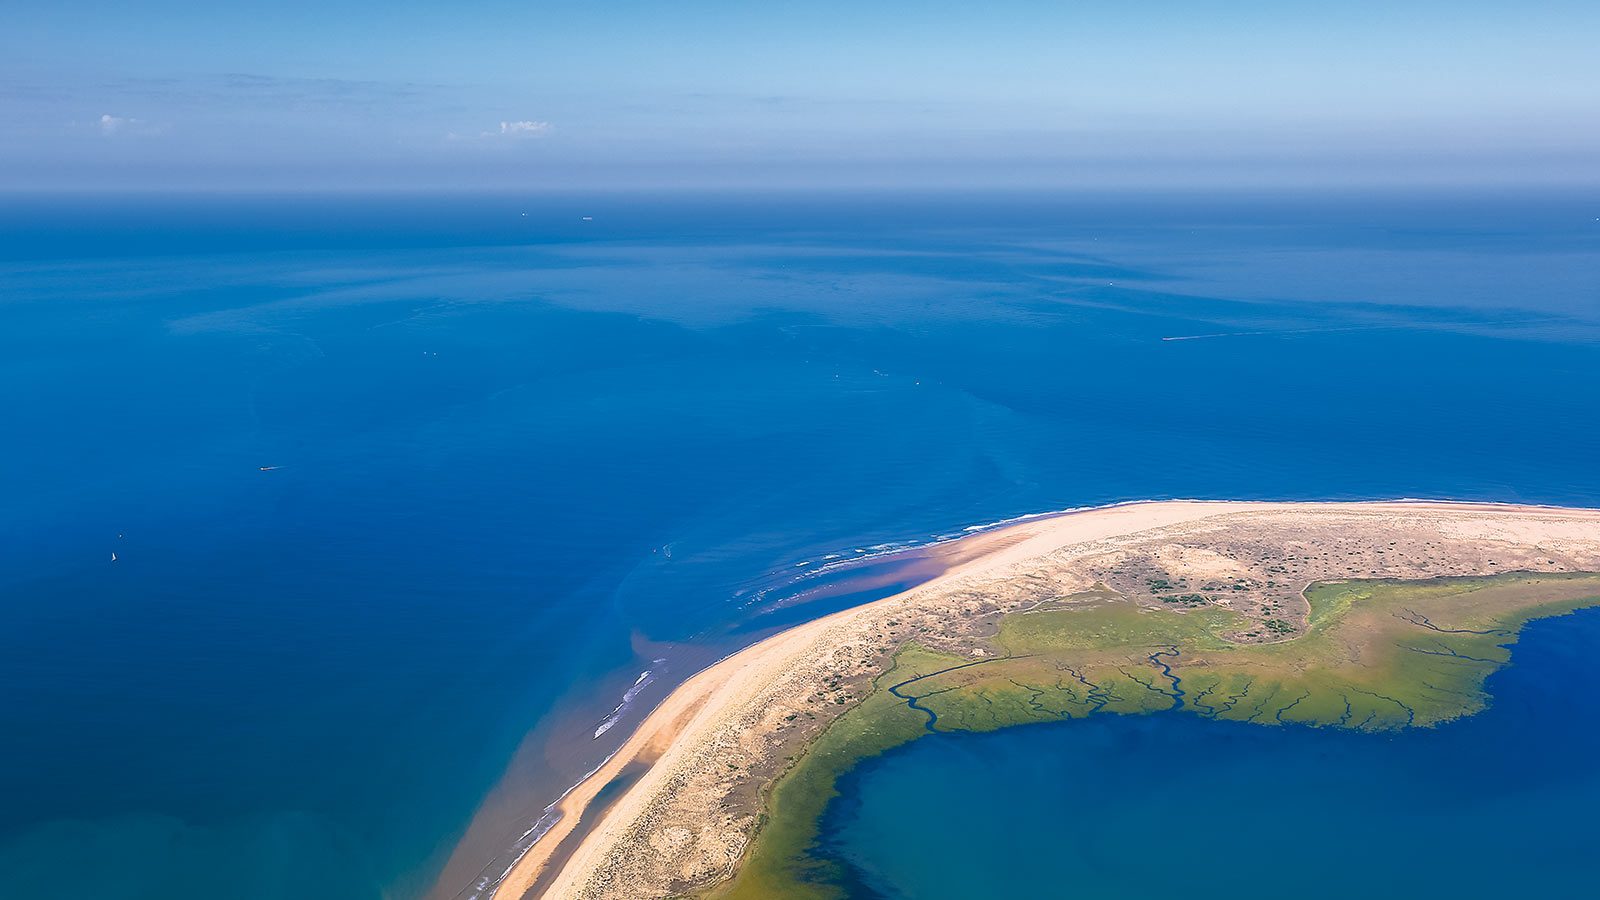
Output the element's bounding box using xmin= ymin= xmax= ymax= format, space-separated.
xmin=1 ymin=190 xmax=1596 ymax=899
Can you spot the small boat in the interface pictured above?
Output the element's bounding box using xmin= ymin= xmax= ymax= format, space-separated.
xmin=259 ymin=466 xmax=280 ymax=472
xmin=111 ymin=552 xmax=117 ymax=562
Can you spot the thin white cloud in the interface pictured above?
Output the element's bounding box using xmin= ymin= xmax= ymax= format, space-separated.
xmin=496 ymin=120 xmax=549 ymax=136
xmin=97 ymin=113 xmax=163 ymax=136
xmin=447 ymin=119 xmax=552 ymax=141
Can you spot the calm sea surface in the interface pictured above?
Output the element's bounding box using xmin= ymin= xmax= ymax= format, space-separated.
xmin=0 ymin=190 xmax=1596 ymax=898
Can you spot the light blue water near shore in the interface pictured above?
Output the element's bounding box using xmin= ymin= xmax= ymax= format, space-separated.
xmin=0 ymin=190 xmax=1597 ymax=898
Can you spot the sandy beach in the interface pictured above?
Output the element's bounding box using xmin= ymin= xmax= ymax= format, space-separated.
xmin=498 ymin=500 xmax=1600 ymax=900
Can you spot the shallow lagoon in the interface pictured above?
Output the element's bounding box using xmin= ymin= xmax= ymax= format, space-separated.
xmin=824 ymin=606 xmax=1600 ymax=899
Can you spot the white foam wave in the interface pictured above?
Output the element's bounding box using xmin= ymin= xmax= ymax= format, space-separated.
xmin=592 ymin=660 xmax=666 ymax=739
xmin=461 ymin=751 xmax=619 ymax=900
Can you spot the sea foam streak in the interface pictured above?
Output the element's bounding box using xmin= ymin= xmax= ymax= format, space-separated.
xmin=593 ymin=661 xmax=666 ymax=739
xmin=456 ymin=754 xmax=616 ymax=900
xmin=457 ymin=659 xmax=668 ymax=899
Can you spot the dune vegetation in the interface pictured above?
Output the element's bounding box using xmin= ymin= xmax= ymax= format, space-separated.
xmin=705 ymin=572 xmax=1600 ymax=900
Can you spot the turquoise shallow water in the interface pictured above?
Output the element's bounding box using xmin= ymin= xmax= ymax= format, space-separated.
xmin=0 ymin=190 xmax=1597 ymax=898
xmin=824 ymin=605 xmax=1600 ymax=899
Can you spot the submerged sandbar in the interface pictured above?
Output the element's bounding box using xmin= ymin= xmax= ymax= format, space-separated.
xmin=501 ymin=500 xmax=1600 ymax=900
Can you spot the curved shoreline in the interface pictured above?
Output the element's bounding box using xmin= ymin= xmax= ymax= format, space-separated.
xmin=498 ymin=499 xmax=1600 ymax=899
xmin=446 ymin=500 xmax=1108 ymax=900
xmin=485 ymin=503 xmax=1106 ymax=898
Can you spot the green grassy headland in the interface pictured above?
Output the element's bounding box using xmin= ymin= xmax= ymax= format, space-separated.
xmin=701 ymin=572 xmax=1600 ymax=900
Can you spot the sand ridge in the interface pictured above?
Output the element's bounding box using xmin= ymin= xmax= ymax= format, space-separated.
xmin=503 ymin=500 xmax=1600 ymax=900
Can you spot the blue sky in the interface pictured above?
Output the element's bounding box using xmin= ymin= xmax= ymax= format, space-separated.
xmin=3 ymin=0 xmax=1597 ymax=189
